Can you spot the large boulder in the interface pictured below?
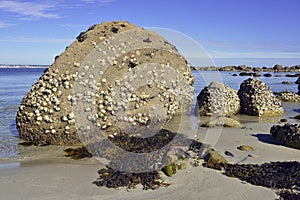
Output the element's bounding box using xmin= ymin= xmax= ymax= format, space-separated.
xmin=16 ymin=21 xmax=194 ymax=145
xmin=196 ymin=82 xmax=240 ymax=116
xmin=238 ymin=78 xmax=284 ymax=116
xmin=270 ymin=123 xmax=300 ymax=149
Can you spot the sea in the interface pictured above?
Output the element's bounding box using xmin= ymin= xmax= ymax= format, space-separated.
xmin=0 ymin=67 xmax=298 ymax=159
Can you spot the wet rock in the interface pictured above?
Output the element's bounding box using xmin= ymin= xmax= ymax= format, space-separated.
xmin=282 ymin=81 xmax=293 ymax=84
xmin=280 ymin=118 xmax=288 ymax=122
xmin=202 ymin=117 xmax=241 ymax=127
xmin=224 ymin=151 xmax=235 ymax=157
xmin=238 ymin=78 xmax=284 ymax=116
xmin=270 ymin=123 xmax=300 ymax=149
xmin=285 ymin=74 xmax=298 ymax=77
xmin=273 ymin=64 xmax=283 ymax=72
xmin=161 ymin=162 xmax=177 ymax=177
xmin=203 ymin=150 xmax=227 ymax=170
xmin=16 ymin=21 xmax=194 ymax=145
xmin=263 ymin=73 xmax=272 ymax=77
xmin=237 ymin=145 xmax=255 ymax=151
xmin=277 ymin=91 xmax=300 ymax=103
xmin=196 ymin=82 xmax=240 ymax=116
xmin=294 ymin=114 xmax=300 ymax=120
xmin=64 ymin=146 xmax=92 ymax=159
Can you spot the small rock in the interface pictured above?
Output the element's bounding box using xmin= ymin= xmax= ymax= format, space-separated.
xmin=237 ymin=145 xmax=256 ymax=151
xmin=280 ymin=118 xmax=288 ymax=122
xmin=161 ymin=162 xmax=177 ymax=177
xmin=204 ymin=150 xmax=227 ymax=170
xmin=224 ymin=151 xmax=235 ymax=157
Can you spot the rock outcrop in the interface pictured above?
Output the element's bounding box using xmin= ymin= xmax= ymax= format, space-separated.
xmin=277 ymin=91 xmax=300 ymax=103
xmin=270 ymin=123 xmax=300 ymax=149
xmin=16 ymin=21 xmax=194 ymax=145
xmin=196 ymin=82 xmax=240 ymax=116
xmin=296 ymin=77 xmax=300 ymax=95
xmin=238 ymin=78 xmax=284 ymax=116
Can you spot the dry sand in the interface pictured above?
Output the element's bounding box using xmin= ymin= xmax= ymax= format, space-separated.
xmin=0 ymin=103 xmax=299 ymax=200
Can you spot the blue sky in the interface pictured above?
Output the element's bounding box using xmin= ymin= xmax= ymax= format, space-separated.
xmin=0 ymin=0 xmax=299 ymax=67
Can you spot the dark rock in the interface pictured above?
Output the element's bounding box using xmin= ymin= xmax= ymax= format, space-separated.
xmin=282 ymin=81 xmax=293 ymax=84
xmin=224 ymin=151 xmax=235 ymax=157
xmin=273 ymin=64 xmax=283 ymax=72
xmin=270 ymin=123 xmax=300 ymax=149
xmin=296 ymin=77 xmax=300 ymax=95
xmin=263 ymin=73 xmax=272 ymax=77
xmin=280 ymin=118 xmax=288 ymax=122
xmin=294 ymin=114 xmax=300 ymax=119
xmin=238 ymin=78 xmax=284 ymax=116
xmin=286 ymin=74 xmax=298 ymax=77
xmin=239 ymin=72 xmax=252 ymax=76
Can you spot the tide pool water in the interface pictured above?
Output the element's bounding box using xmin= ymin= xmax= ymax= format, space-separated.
xmin=0 ymin=68 xmax=298 ymax=159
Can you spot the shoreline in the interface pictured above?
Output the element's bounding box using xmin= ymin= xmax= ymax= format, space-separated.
xmin=0 ymin=102 xmax=299 ymax=199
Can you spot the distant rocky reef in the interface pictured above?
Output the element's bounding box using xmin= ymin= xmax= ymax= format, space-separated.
xmin=192 ymin=64 xmax=300 ymax=72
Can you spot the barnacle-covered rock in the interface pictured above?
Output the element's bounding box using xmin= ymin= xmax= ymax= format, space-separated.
xmin=16 ymin=21 xmax=194 ymax=145
xmin=277 ymin=91 xmax=300 ymax=103
xmin=196 ymin=82 xmax=240 ymax=116
xmin=270 ymin=123 xmax=300 ymax=149
xmin=238 ymin=78 xmax=284 ymax=116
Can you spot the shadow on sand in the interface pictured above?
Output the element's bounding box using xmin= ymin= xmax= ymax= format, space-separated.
xmin=251 ymin=133 xmax=283 ymax=146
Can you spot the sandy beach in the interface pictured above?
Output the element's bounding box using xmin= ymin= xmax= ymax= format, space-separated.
xmin=1 ymin=102 xmax=299 ymax=200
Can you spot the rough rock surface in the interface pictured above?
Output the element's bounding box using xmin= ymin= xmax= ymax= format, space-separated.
xmin=16 ymin=21 xmax=194 ymax=145
xmin=277 ymin=91 xmax=300 ymax=103
xmin=196 ymin=82 xmax=240 ymax=116
xmin=238 ymin=78 xmax=284 ymax=116
xmin=296 ymin=77 xmax=300 ymax=95
xmin=270 ymin=123 xmax=300 ymax=149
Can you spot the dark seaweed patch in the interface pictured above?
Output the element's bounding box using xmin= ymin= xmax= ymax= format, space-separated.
xmin=64 ymin=146 xmax=92 ymax=159
xmin=93 ymin=167 xmax=165 ymax=190
xmin=225 ymin=161 xmax=300 ymax=192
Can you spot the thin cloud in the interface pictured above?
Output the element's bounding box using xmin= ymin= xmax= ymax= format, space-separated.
xmin=0 ymin=1 xmax=61 ymax=20
xmin=80 ymin=0 xmax=116 ymax=3
xmin=0 ymin=21 xmax=15 ymax=28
